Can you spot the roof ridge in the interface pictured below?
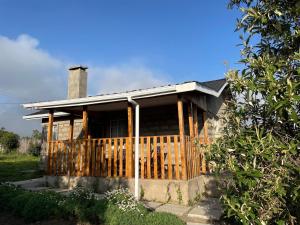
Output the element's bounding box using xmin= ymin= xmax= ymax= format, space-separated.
xmin=199 ymin=78 xmax=226 ymax=83
xmin=94 ymin=78 xmax=226 ymax=97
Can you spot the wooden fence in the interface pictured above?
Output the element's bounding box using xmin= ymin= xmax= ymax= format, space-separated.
xmin=47 ymin=135 xmax=207 ymax=180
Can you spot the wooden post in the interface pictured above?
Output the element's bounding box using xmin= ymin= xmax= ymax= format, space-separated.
xmin=153 ymin=137 xmax=158 ymax=179
xmin=167 ymin=136 xmax=172 ymax=179
xmin=193 ymin=105 xmax=198 ymax=137
xmin=202 ymin=111 xmax=209 ymax=144
xmin=82 ymin=106 xmax=88 ymax=176
xmin=202 ymin=111 xmax=208 ymax=173
xmin=140 ymin=138 xmax=144 ymax=179
xmin=146 ymin=137 xmax=151 ymax=178
xmin=160 ymin=136 xmax=165 ymax=179
xmin=69 ymin=116 xmax=74 ymax=141
xmin=127 ymin=103 xmax=133 ymax=178
xmin=47 ymin=110 xmax=54 ymax=175
xmin=193 ymin=105 xmax=199 ymax=176
xmin=177 ymin=96 xmax=187 ymax=180
xmin=82 ymin=106 xmax=88 ymax=139
xmin=188 ymin=102 xmax=194 ymax=138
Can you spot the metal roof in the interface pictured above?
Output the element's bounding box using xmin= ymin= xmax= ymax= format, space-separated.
xmin=23 ymin=78 xmax=227 ymax=115
xmin=198 ymin=78 xmax=227 ymax=92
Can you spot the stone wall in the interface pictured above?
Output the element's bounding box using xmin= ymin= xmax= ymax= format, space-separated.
xmin=45 ymin=175 xmax=216 ymax=205
xmin=205 ymin=91 xmax=229 ymax=140
xmin=40 ymin=118 xmax=83 ymax=170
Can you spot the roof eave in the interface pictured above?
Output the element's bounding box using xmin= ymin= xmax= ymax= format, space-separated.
xmin=23 ymin=112 xmax=70 ymax=120
xmin=22 ymin=81 xmax=228 ymax=110
xmin=195 ymin=82 xmax=228 ymax=97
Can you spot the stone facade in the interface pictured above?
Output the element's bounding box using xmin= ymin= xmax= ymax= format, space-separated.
xmin=206 ymin=91 xmax=229 ymax=139
xmin=45 ymin=175 xmax=217 ymax=205
xmin=68 ymin=66 xmax=87 ymax=99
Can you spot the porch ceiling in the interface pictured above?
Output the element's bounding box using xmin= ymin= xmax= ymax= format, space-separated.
xmin=24 ymin=95 xmax=178 ymax=119
xmin=58 ymin=94 xmax=177 ymax=113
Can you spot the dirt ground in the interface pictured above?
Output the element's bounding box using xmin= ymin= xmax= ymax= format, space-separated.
xmin=0 ymin=212 xmax=77 ymax=225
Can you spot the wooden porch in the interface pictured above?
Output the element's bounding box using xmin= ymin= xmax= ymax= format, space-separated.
xmin=46 ymin=96 xmax=210 ymax=180
xmin=47 ymin=135 xmax=208 ymax=180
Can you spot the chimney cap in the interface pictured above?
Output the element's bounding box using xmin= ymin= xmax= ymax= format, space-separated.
xmin=69 ymin=65 xmax=88 ymax=71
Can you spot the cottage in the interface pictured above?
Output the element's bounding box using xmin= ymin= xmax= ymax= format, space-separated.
xmin=23 ymin=66 xmax=229 ymax=204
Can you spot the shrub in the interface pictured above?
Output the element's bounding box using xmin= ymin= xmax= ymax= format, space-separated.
xmin=146 ymin=212 xmax=185 ymax=225
xmin=27 ymin=141 xmax=41 ymax=156
xmin=21 ymin=191 xmax=65 ymax=222
xmin=103 ymin=205 xmax=185 ymax=225
xmin=0 ymin=184 xmax=185 ymax=225
xmin=0 ymin=128 xmax=19 ymax=152
xmin=63 ymin=186 xmax=98 ymax=222
xmin=0 ymin=183 xmax=25 ymax=210
xmin=104 ymin=188 xmax=145 ymax=214
xmin=68 ymin=185 xmax=95 ymax=203
xmin=208 ymin=0 xmax=300 ymax=223
xmin=103 ymin=204 xmax=145 ymax=225
xmin=10 ymin=192 xmax=35 ymax=216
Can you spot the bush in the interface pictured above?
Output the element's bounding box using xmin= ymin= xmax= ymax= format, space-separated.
xmin=27 ymin=141 xmax=41 ymax=156
xmin=21 ymin=191 xmax=65 ymax=222
xmin=0 ymin=128 xmax=19 ymax=153
xmin=207 ymin=0 xmax=300 ymax=224
xmin=103 ymin=204 xmax=185 ymax=225
xmin=0 ymin=184 xmax=25 ymax=210
xmin=103 ymin=204 xmax=146 ymax=225
xmin=63 ymin=186 xmax=98 ymax=222
xmin=104 ymin=188 xmax=146 ymax=214
xmin=0 ymin=184 xmax=185 ymax=225
xmin=10 ymin=192 xmax=35 ymax=216
xmin=146 ymin=212 xmax=186 ymax=225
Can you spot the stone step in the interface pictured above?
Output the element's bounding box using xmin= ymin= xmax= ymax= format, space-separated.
xmin=26 ymin=186 xmax=50 ymax=192
xmin=142 ymin=201 xmax=164 ymax=210
xmin=187 ymin=198 xmax=222 ymax=222
xmin=149 ymin=198 xmax=221 ymax=224
xmin=155 ymin=203 xmax=191 ymax=217
xmin=186 ymin=222 xmax=213 ymax=225
xmin=12 ymin=177 xmax=45 ymax=189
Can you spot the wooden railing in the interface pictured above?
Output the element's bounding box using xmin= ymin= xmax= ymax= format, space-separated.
xmin=47 ymin=135 xmax=208 ymax=180
xmin=185 ymin=136 xmax=207 ymax=179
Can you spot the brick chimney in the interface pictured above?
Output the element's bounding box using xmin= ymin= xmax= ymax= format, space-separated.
xmin=68 ymin=66 xmax=88 ymax=99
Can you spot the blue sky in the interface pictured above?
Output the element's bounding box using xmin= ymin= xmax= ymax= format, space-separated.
xmin=0 ymin=0 xmax=241 ymax=81
xmin=0 ymin=0 xmax=242 ymax=135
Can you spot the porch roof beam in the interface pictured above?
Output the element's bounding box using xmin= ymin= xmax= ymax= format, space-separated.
xmin=22 ymin=81 xmax=227 ymax=110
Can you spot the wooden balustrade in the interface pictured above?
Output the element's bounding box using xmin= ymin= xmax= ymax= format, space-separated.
xmin=47 ymin=135 xmax=208 ymax=180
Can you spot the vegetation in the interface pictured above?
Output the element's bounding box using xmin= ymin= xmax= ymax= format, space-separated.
xmin=208 ymin=0 xmax=300 ymax=224
xmin=0 ymin=184 xmax=185 ymax=225
xmin=0 ymin=127 xmax=19 ymax=153
xmin=0 ymin=152 xmax=42 ymax=182
xmin=26 ymin=129 xmax=43 ymax=156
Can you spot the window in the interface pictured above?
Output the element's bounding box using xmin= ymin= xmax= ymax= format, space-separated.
xmin=109 ymin=119 xmax=126 ymax=138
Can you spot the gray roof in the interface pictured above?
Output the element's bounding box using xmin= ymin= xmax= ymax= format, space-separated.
xmin=23 ymin=78 xmax=228 ymax=114
xmin=198 ymin=78 xmax=227 ymax=92
xmin=91 ymin=78 xmax=227 ymax=98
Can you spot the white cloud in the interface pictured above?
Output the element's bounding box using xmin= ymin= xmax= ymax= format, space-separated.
xmin=0 ymin=34 xmax=170 ymax=136
xmin=88 ymin=63 xmax=169 ymax=95
xmin=0 ymin=34 xmax=66 ymax=101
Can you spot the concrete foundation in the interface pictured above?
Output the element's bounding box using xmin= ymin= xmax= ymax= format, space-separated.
xmin=45 ymin=175 xmax=216 ymax=205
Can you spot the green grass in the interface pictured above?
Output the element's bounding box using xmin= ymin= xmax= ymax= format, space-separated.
xmin=0 ymin=185 xmax=185 ymax=225
xmin=0 ymin=152 xmax=43 ymax=182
